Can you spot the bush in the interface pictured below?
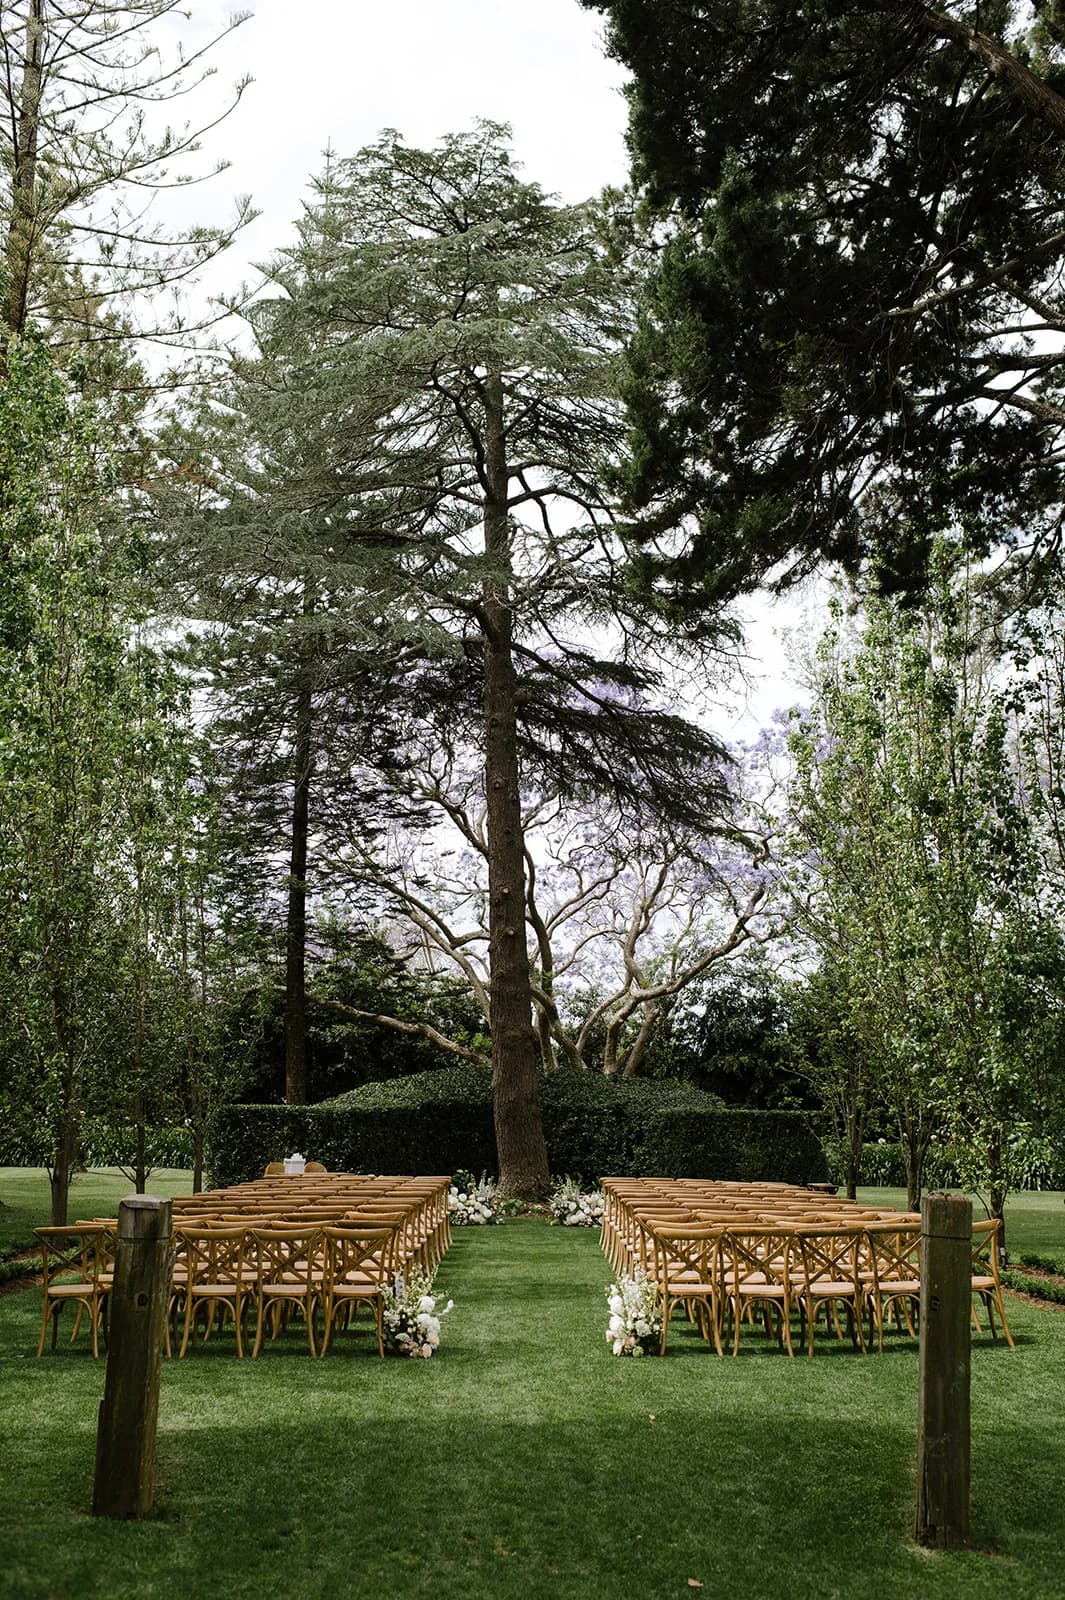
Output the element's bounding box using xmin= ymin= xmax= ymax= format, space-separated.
xmin=824 ymin=1139 xmax=1065 ymax=1191
xmin=207 ymin=1067 xmax=829 ymax=1188
xmin=0 ymin=1120 xmax=194 ymax=1170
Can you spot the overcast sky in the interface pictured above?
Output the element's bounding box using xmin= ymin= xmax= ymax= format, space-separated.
xmin=164 ymin=0 xmax=802 ymax=729
xmin=177 ymin=0 xmax=630 ymax=300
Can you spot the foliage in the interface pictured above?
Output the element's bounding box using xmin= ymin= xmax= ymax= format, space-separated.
xmin=781 ymin=550 xmax=1065 ymax=1214
xmin=582 ymin=0 xmax=1065 ymax=604
xmin=605 ymin=1269 xmax=662 ymax=1356
xmin=207 ymin=1066 xmax=826 ymax=1188
xmin=1001 ymin=1268 xmax=1065 ymax=1307
xmin=0 ymin=0 xmax=254 ymax=351
xmin=233 ymin=930 xmax=490 ymax=1103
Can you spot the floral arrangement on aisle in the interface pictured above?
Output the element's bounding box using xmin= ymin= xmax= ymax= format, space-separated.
xmin=449 ymin=1171 xmax=504 ymax=1225
xmin=605 ymin=1270 xmax=662 ymax=1357
xmin=383 ymin=1271 xmax=454 ymax=1358
xmin=548 ymin=1178 xmax=604 ymax=1227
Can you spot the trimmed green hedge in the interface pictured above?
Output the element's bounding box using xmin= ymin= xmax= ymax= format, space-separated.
xmin=828 ymin=1140 xmax=1065 ymax=1191
xmin=207 ymin=1068 xmax=828 ymax=1188
xmin=0 ymin=1120 xmax=194 ymax=1171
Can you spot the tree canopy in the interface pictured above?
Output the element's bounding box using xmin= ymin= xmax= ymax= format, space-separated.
xmin=582 ymin=0 xmax=1065 ymax=602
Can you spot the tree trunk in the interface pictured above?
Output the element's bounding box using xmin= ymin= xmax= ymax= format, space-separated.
xmin=50 ymin=1118 xmax=77 ymax=1227
xmin=481 ymin=370 xmax=549 ymax=1201
xmin=284 ymin=587 xmax=315 ymax=1106
xmin=192 ymin=1116 xmax=205 ymax=1195
xmin=845 ymin=1102 xmax=865 ymax=1202
xmin=5 ymin=0 xmax=45 ymax=342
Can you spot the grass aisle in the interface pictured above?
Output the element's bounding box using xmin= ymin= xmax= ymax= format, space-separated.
xmin=2 ymin=1216 xmax=1065 ymax=1599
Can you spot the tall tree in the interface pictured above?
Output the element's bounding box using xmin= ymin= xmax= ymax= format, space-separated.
xmin=213 ymin=125 xmax=734 ymax=1195
xmin=582 ymin=0 xmax=1065 ymax=603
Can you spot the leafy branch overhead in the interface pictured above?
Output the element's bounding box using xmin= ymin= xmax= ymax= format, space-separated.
xmin=582 ymin=0 xmax=1065 ymax=603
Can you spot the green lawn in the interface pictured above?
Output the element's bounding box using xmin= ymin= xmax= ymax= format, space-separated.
xmin=0 ymin=1168 xmax=193 ymax=1257
xmin=2 ymin=1176 xmax=1065 ymax=1600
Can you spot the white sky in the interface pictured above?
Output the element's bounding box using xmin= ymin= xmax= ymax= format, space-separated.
xmin=176 ymin=0 xmax=631 ymax=295
xmin=160 ymin=0 xmax=803 ymax=731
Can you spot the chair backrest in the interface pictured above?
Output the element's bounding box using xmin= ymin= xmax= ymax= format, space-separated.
xmin=175 ymin=1225 xmax=250 ymax=1288
xmin=263 ymin=1162 xmax=285 ymax=1177
xmin=649 ymin=1224 xmax=723 ymax=1290
xmin=795 ymin=1226 xmax=864 ymax=1292
xmin=251 ymin=1225 xmax=324 ymax=1285
xmin=303 ymin=1161 xmax=327 ymax=1175
xmin=34 ymin=1224 xmax=112 ymax=1287
xmin=322 ymin=1225 xmax=397 ymax=1291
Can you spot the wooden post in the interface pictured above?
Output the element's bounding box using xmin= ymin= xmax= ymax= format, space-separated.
xmin=92 ymin=1195 xmax=172 ymax=1519
xmin=915 ymin=1191 xmax=972 ymax=1548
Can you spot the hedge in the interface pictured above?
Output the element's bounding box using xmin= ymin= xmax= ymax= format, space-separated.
xmin=206 ymin=1067 xmax=828 ymax=1188
xmin=827 ymin=1140 xmax=1065 ymax=1192
xmin=0 ymin=1120 xmax=194 ymax=1171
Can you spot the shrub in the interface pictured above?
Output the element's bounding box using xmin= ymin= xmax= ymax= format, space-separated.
xmin=207 ymin=1066 xmax=828 ymax=1188
xmin=0 ymin=1120 xmax=194 ymax=1170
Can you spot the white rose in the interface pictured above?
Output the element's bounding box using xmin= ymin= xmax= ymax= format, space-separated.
xmin=608 ymin=1315 xmax=624 ymax=1335
xmin=612 ymin=1339 xmax=624 ymax=1356
xmin=421 ymin=1344 xmax=433 ymax=1358
xmin=418 ymin=1296 xmax=436 ymax=1314
xmin=634 ymin=1320 xmax=651 ymax=1339
xmin=609 ymin=1295 xmax=624 ymax=1317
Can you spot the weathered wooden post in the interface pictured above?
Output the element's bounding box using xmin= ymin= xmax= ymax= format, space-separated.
xmin=915 ymin=1191 xmax=972 ymax=1548
xmin=92 ymin=1195 xmax=172 ymax=1519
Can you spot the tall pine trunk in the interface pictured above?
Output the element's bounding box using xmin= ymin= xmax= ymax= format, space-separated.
xmin=284 ymin=586 xmax=315 ymax=1105
xmin=481 ymin=371 xmax=549 ymax=1200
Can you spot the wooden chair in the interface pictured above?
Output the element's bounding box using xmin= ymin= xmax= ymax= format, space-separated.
xmin=263 ymin=1162 xmax=285 ymax=1176
xmin=794 ymin=1227 xmax=867 ymax=1355
xmin=864 ymin=1223 xmax=921 ymax=1350
xmin=650 ymin=1224 xmax=724 ymax=1355
xmin=303 ymin=1161 xmax=327 ymax=1174
xmin=175 ymin=1225 xmax=254 ymax=1358
xmin=250 ymin=1226 xmax=324 ymax=1356
xmin=723 ymin=1228 xmax=800 ymax=1356
xmin=320 ymin=1225 xmax=398 ymax=1357
xmin=971 ymin=1220 xmax=1015 ymax=1347
xmin=34 ymin=1225 xmax=114 ymax=1358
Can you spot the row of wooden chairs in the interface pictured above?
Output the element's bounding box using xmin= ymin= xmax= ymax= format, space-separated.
xmin=601 ymin=1178 xmax=1014 ymax=1356
xmin=34 ymin=1173 xmax=451 ymax=1359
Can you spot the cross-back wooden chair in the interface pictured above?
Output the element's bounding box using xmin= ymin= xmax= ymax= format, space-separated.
xmin=794 ymin=1227 xmax=868 ymax=1356
xmin=34 ymin=1224 xmax=114 ymax=1358
xmin=863 ymin=1223 xmax=921 ymax=1350
xmin=250 ymin=1226 xmax=325 ymax=1357
xmin=320 ymin=1225 xmax=398 ymax=1357
xmin=971 ymin=1219 xmax=1015 ymax=1348
xmin=723 ymin=1227 xmax=800 ymax=1357
xmin=175 ymin=1225 xmax=253 ymax=1358
xmin=650 ymin=1224 xmax=725 ymax=1355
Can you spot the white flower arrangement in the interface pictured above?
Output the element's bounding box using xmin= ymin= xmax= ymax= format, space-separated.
xmin=605 ymin=1270 xmax=662 ymax=1357
xmin=382 ymin=1271 xmax=453 ymax=1358
xmin=448 ymin=1171 xmax=504 ymax=1225
xmin=548 ymin=1178 xmax=604 ymax=1227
